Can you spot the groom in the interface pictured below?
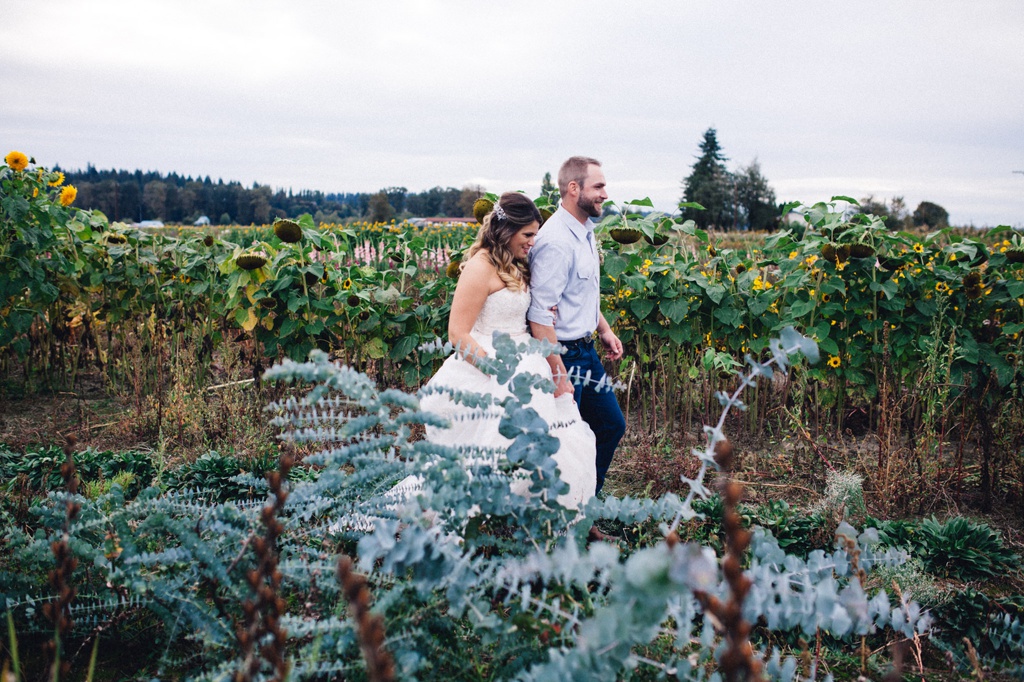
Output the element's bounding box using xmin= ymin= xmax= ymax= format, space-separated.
xmin=527 ymin=156 xmax=627 ymax=507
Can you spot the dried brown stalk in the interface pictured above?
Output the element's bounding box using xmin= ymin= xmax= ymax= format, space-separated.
xmin=336 ymin=554 xmax=396 ymax=682
xmin=41 ymin=435 xmax=81 ymax=682
xmin=691 ymin=439 xmax=764 ymax=682
xmin=235 ymin=449 xmax=294 ymax=682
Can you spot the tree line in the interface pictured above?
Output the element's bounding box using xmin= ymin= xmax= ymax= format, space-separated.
xmin=679 ymin=127 xmax=950 ymax=231
xmin=57 ymin=165 xmax=486 ymax=225
xmin=59 ymin=136 xmax=950 ymax=229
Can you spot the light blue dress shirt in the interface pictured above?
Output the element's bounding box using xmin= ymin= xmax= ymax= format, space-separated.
xmin=527 ymin=206 xmax=601 ymax=340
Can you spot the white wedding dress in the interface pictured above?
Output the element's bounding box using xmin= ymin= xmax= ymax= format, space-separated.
xmin=417 ymin=287 xmax=597 ymax=510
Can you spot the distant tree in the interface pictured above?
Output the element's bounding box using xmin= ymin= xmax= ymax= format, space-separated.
xmin=383 ymin=186 xmax=407 ymax=215
xmin=458 ymin=184 xmax=486 ymax=217
xmin=857 ymin=195 xmax=909 ymax=230
xmin=912 ymin=201 xmax=949 ymax=228
xmin=116 ymin=181 xmax=139 ymax=221
xmin=357 ymin=193 xmax=371 ymax=218
xmin=541 ymin=172 xmax=558 ymax=203
xmin=219 ymin=212 xmax=232 ymax=225
xmin=250 ymin=185 xmax=272 ymax=224
xmin=440 ymin=187 xmax=463 ymax=217
xmin=681 ymin=127 xmax=735 ymax=229
xmin=368 ymin=191 xmax=394 ymax=223
xmin=889 ymin=196 xmax=909 ymax=229
xmin=408 ymin=187 xmax=445 ymax=216
xmin=734 ymin=160 xmax=779 ymax=231
xmin=143 ymin=180 xmax=167 ymax=220
xmin=177 ymin=185 xmax=196 ymax=221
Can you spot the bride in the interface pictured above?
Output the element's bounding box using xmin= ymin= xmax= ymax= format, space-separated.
xmin=418 ymin=192 xmax=597 ymax=510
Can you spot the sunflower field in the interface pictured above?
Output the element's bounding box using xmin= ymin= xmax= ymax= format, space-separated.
xmin=5 ymin=152 xmax=1024 ymax=679
xmin=3 ymin=154 xmax=1024 ymax=503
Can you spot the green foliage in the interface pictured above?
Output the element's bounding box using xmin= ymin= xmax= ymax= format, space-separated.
xmin=930 ymin=588 xmax=1024 ymax=672
xmin=166 ymin=451 xmax=275 ymax=502
xmin=0 ymin=444 xmax=154 ymax=497
xmin=869 ymin=515 xmax=1019 ymax=581
xmin=916 ymin=516 xmax=1019 ymax=580
xmin=745 ymin=500 xmax=828 ymax=558
xmin=0 ymin=330 xmax=939 ymax=680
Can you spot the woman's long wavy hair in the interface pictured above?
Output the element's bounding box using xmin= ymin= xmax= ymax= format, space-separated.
xmin=462 ymin=192 xmax=541 ymax=291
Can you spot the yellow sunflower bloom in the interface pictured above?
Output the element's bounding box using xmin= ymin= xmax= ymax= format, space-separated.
xmin=913 ymin=243 xmax=924 ymax=253
xmin=828 ymin=355 xmax=841 ymax=368
xmin=342 ymin=278 xmax=353 ymax=290
xmin=5 ymin=151 xmax=28 ymax=171
xmin=49 ymin=171 xmax=65 ymax=187
xmin=59 ymin=185 xmax=77 ymax=206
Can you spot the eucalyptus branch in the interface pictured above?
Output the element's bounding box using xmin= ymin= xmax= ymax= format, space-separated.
xmin=670 ymin=326 xmax=819 ymax=533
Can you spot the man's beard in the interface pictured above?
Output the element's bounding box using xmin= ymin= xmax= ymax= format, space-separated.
xmin=577 ymin=193 xmax=601 ymax=218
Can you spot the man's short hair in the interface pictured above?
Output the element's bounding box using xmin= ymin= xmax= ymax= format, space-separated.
xmin=558 ymin=156 xmax=601 ymax=196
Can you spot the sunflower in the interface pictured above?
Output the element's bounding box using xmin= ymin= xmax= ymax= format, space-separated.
xmin=59 ymin=185 xmax=77 ymax=206
xmin=342 ymin=278 xmax=353 ymax=290
xmin=4 ymin=151 xmax=28 ymax=171
xmin=827 ymin=355 xmax=841 ymax=368
xmin=473 ymin=198 xmax=494 ymax=224
xmin=913 ymin=243 xmax=924 ymax=253
xmin=48 ymin=171 xmax=65 ymax=187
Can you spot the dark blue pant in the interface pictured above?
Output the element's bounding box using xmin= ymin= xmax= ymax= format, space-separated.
xmin=562 ymin=340 xmax=625 ymax=495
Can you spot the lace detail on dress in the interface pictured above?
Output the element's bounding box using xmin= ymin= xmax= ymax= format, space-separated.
xmin=472 ymin=287 xmax=530 ymax=338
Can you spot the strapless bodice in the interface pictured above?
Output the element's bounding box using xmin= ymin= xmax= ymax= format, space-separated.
xmin=471 ymin=287 xmax=530 ymax=338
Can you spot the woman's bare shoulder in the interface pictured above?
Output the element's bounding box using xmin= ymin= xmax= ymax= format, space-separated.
xmin=459 ymin=252 xmax=504 ymax=291
xmin=461 ymin=251 xmax=496 ymax=275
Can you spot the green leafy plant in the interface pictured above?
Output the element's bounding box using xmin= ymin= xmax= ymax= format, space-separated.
xmin=916 ymin=516 xmax=1019 ymax=581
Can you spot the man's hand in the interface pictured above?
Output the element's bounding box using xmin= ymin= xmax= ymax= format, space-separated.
xmin=553 ymin=372 xmax=575 ymax=398
xmin=600 ymin=329 xmax=624 ymax=361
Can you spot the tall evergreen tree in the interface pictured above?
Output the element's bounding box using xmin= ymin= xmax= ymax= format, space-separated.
xmin=540 ymin=172 xmax=558 ymax=203
xmin=681 ymin=128 xmax=735 ymax=230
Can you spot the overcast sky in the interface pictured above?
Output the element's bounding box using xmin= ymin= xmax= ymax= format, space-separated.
xmin=3 ymin=0 xmax=1022 ymax=227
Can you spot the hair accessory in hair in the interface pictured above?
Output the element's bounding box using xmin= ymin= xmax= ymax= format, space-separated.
xmin=493 ymin=204 xmax=507 ymax=222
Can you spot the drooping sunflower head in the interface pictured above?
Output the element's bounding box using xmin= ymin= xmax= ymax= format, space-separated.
xmin=446 ymin=260 xmax=461 ymax=279
xmin=963 ymin=271 xmax=982 ymax=288
xmin=48 ymin=171 xmax=65 ymax=187
xmin=820 ymin=243 xmax=838 ymax=263
xmin=273 ymin=218 xmax=302 ymax=243
xmin=1006 ymin=249 xmax=1024 ymax=264
xmin=4 ymin=151 xmax=28 ymax=171
xmin=539 ymin=207 xmax=553 ymax=226
xmin=849 ymin=243 xmax=874 ymax=258
xmin=608 ymin=227 xmax=643 ymax=244
xmin=473 ymin=198 xmax=494 ymax=224
xmin=59 ymin=185 xmax=77 ymax=206
xmin=236 ymin=251 xmax=269 ymax=270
